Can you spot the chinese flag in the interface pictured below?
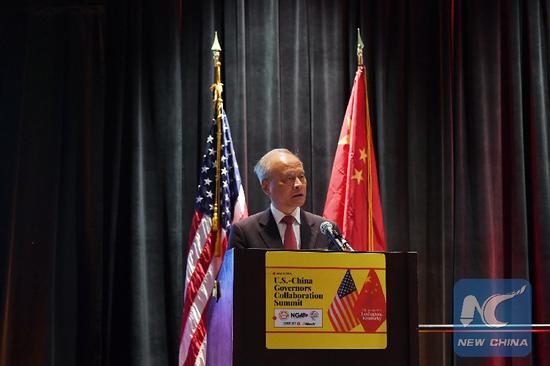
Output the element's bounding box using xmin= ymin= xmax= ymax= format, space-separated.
xmin=353 ymin=269 xmax=387 ymax=332
xmin=323 ymin=65 xmax=386 ymax=251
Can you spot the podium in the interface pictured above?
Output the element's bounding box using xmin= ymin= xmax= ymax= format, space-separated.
xmin=206 ymin=249 xmax=418 ymax=366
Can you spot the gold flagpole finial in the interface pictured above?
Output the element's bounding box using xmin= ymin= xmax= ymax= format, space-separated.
xmin=211 ymin=32 xmax=222 ymax=55
xmin=211 ymin=32 xmax=222 ymax=89
xmin=357 ymin=28 xmax=365 ymax=66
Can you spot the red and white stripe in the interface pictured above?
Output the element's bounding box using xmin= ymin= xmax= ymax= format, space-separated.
xmin=328 ymin=291 xmax=359 ymax=332
xmin=179 ymin=186 xmax=247 ymax=366
xmin=233 ymin=186 xmax=248 ymax=222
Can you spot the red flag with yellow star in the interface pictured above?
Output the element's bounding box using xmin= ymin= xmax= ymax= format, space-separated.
xmin=323 ymin=65 xmax=386 ymax=251
xmin=353 ymin=269 xmax=387 ymax=331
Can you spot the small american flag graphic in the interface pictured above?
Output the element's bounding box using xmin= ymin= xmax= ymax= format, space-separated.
xmin=328 ymin=270 xmax=360 ymax=332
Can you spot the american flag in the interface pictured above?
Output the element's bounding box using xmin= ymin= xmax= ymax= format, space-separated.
xmin=179 ymin=108 xmax=247 ymax=366
xmin=328 ymin=270 xmax=360 ymax=332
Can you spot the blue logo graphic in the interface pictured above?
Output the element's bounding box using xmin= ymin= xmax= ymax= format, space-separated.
xmin=453 ymin=279 xmax=531 ymax=357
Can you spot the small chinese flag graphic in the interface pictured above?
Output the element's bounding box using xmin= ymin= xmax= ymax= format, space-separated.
xmin=353 ymin=269 xmax=386 ymax=332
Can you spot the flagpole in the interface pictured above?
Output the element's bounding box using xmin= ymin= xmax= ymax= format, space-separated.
xmin=357 ymin=28 xmax=375 ymax=250
xmin=211 ymin=32 xmax=224 ymax=256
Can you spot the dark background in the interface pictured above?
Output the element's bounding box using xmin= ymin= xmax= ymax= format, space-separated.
xmin=1 ymin=0 xmax=549 ymax=365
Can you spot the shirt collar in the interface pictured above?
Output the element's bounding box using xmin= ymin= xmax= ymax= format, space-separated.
xmin=270 ymin=203 xmax=301 ymax=225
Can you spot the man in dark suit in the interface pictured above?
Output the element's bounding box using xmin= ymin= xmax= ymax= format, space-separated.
xmin=228 ymin=148 xmax=334 ymax=250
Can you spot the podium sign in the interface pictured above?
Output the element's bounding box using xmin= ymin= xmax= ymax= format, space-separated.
xmin=206 ymin=249 xmax=418 ymax=366
xmin=265 ymin=251 xmax=387 ymax=349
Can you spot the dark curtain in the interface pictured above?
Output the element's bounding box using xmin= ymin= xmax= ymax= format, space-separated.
xmin=451 ymin=1 xmax=550 ymax=364
xmin=1 ymin=1 xmax=184 ymax=365
xmin=1 ymin=4 xmax=106 ymax=366
xmin=103 ymin=0 xmax=183 ymax=365
xmin=1 ymin=1 xmax=549 ymax=366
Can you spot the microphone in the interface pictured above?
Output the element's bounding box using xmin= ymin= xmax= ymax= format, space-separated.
xmin=319 ymin=221 xmax=354 ymax=252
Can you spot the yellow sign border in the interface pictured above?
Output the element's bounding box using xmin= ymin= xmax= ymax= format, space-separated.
xmin=265 ymin=251 xmax=387 ymax=349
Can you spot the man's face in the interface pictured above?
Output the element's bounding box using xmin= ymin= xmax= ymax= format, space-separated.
xmin=262 ymin=152 xmax=307 ymax=214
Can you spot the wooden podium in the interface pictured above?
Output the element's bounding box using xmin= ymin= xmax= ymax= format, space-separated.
xmin=206 ymin=249 xmax=418 ymax=365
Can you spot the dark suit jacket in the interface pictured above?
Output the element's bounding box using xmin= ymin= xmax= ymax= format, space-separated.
xmin=228 ymin=208 xmax=334 ymax=250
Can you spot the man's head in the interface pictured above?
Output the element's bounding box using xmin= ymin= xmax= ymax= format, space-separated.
xmin=254 ymin=149 xmax=307 ymax=214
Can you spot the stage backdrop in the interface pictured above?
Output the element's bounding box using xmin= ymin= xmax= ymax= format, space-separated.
xmin=1 ymin=0 xmax=549 ymax=365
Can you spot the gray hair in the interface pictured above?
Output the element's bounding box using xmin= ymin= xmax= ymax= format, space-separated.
xmin=254 ymin=148 xmax=297 ymax=183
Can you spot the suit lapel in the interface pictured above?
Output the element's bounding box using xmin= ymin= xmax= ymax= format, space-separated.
xmin=300 ymin=210 xmax=318 ymax=250
xmin=258 ymin=208 xmax=284 ymax=249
